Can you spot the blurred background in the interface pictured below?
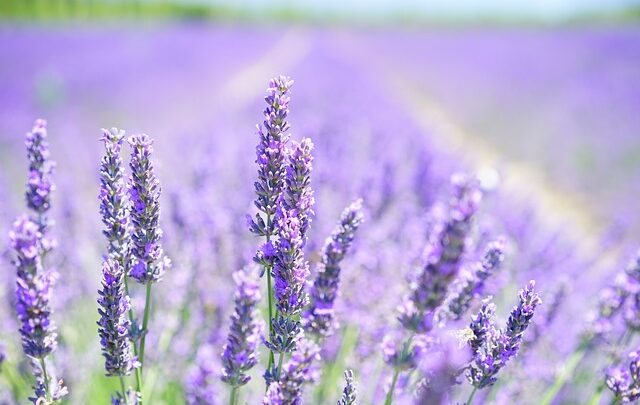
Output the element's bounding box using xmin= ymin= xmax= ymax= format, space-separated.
xmin=1 ymin=1 xmax=640 ymax=404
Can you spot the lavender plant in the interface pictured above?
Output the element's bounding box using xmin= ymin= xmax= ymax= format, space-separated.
xmin=337 ymin=369 xmax=356 ymax=405
xmin=9 ymin=120 xmax=67 ymax=404
xmin=384 ymin=174 xmax=482 ymax=404
xmin=304 ymin=199 xmax=364 ymax=338
xmin=465 ymin=281 xmax=541 ymax=402
xmin=220 ymin=268 xmax=264 ymax=404
xmin=126 ymin=133 xmax=170 ymax=400
xmin=248 ymin=76 xmax=293 ymax=370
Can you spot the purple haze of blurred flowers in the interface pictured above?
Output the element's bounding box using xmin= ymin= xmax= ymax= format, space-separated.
xmin=220 ymin=267 xmax=264 ymax=388
xmin=97 ymin=258 xmax=136 ymax=377
xmin=466 ymin=281 xmax=542 ymax=389
xmin=304 ymin=198 xmax=364 ymax=338
xmin=398 ymin=174 xmax=482 ymax=334
xmin=127 ymin=134 xmax=170 ymax=284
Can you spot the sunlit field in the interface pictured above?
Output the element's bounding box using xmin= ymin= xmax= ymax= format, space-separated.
xmin=1 ymin=7 xmax=640 ymax=405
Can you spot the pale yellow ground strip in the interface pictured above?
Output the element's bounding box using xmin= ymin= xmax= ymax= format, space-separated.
xmin=330 ymin=30 xmax=624 ymax=275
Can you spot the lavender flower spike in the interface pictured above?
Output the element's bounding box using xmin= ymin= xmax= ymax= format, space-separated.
xmin=399 ymin=174 xmax=482 ymax=333
xmin=280 ymin=138 xmax=315 ymax=245
xmin=468 ymin=298 xmax=497 ymax=355
xmin=11 ymin=215 xmax=66 ymax=402
xmin=606 ymin=348 xmax=640 ymax=402
xmin=25 ymin=119 xmax=56 ymax=224
xmin=263 ymin=383 xmax=283 ymax=405
xmin=221 ymin=267 xmax=264 ymax=388
xmin=248 ymin=76 xmax=293 ymax=241
xmin=466 ymin=281 xmax=541 ymax=389
xmin=11 ymin=216 xmax=58 ymax=359
xmin=440 ymin=239 xmax=505 ymax=322
xmin=97 ymin=258 xmax=136 ymax=377
xmin=337 ymin=370 xmax=356 ymax=405
xmin=271 ymin=338 xmax=320 ymax=405
xmin=127 ymin=134 xmax=170 ymax=284
xmin=304 ymin=199 xmax=364 ymax=338
xmin=99 ymin=128 xmax=131 ymax=268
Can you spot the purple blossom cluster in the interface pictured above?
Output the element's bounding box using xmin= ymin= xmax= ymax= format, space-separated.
xmin=128 ymin=134 xmax=171 ymax=284
xmin=398 ymin=174 xmax=482 ymax=334
xmin=304 ymin=199 xmax=364 ymax=338
xmin=466 ymin=281 xmax=542 ymax=389
xmin=221 ymin=268 xmax=263 ymax=387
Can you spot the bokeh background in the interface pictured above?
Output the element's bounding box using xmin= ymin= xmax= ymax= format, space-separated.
xmin=1 ymin=1 xmax=640 ymax=404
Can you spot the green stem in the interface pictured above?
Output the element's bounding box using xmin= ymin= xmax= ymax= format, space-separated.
xmin=267 ymin=264 xmax=275 ymax=369
xmin=123 ymin=277 xmax=142 ymax=395
xmin=466 ymin=387 xmax=478 ymax=405
xmin=540 ymin=338 xmax=590 ymax=405
xmin=265 ymin=214 xmax=276 ymax=371
xmin=135 ymin=282 xmax=153 ymax=401
xmin=587 ymin=383 xmax=605 ymax=405
xmin=138 ymin=283 xmax=153 ymax=369
xmin=119 ymin=376 xmax=130 ymax=405
xmin=229 ymin=387 xmax=238 ymax=405
xmin=38 ymin=358 xmax=51 ymax=401
xmin=276 ymin=352 xmax=285 ymax=380
xmin=384 ymin=369 xmax=400 ymax=405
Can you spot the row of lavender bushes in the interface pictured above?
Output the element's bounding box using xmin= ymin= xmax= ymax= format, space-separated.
xmin=1 ymin=75 xmax=639 ymax=404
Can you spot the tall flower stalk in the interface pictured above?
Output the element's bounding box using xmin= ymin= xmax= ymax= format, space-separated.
xmin=465 ymin=281 xmax=541 ymax=400
xmin=11 ymin=120 xmax=66 ymax=404
xmin=127 ymin=133 xmax=170 ymax=398
xmin=385 ymin=174 xmax=481 ymax=404
xmin=248 ymin=76 xmax=293 ymax=370
xmin=303 ymin=199 xmax=364 ymax=338
xmin=221 ymin=268 xmax=264 ymax=404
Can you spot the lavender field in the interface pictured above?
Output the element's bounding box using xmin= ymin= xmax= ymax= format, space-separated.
xmin=1 ymin=22 xmax=640 ymax=405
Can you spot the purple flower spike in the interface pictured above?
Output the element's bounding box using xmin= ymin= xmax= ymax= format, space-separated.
xmin=249 ymin=76 xmax=293 ymax=240
xmin=337 ymin=370 xmax=356 ymax=405
xmin=399 ymin=174 xmax=482 ymax=333
xmin=97 ymin=258 xmax=136 ymax=377
xmin=25 ymin=119 xmax=56 ymax=223
xmin=606 ymin=349 xmax=640 ymax=401
xmin=99 ymin=128 xmax=131 ymax=269
xmin=127 ymin=134 xmax=170 ymax=284
xmin=280 ymin=138 xmax=315 ymax=245
xmin=272 ymin=211 xmax=309 ymax=318
xmin=221 ymin=268 xmax=264 ymax=388
xmin=466 ymin=281 xmax=541 ymax=389
xmin=263 ymin=383 xmax=283 ymax=405
xmin=272 ymin=338 xmax=320 ymax=405
xmin=440 ymin=239 xmax=505 ymax=323
xmin=11 ymin=215 xmax=58 ymax=360
xmin=304 ymin=199 xmax=364 ymax=338
xmin=468 ymin=298 xmax=497 ymax=355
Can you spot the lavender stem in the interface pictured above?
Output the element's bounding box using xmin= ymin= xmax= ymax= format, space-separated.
xmin=39 ymin=358 xmax=50 ymax=400
xmin=466 ymin=387 xmax=478 ymax=405
xmin=229 ymin=387 xmax=238 ymax=405
xmin=138 ymin=283 xmax=153 ymax=377
xmin=384 ymin=369 xmax=400 ymax=405
xmin=119 ymin=376 xmax=130 ymax=405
